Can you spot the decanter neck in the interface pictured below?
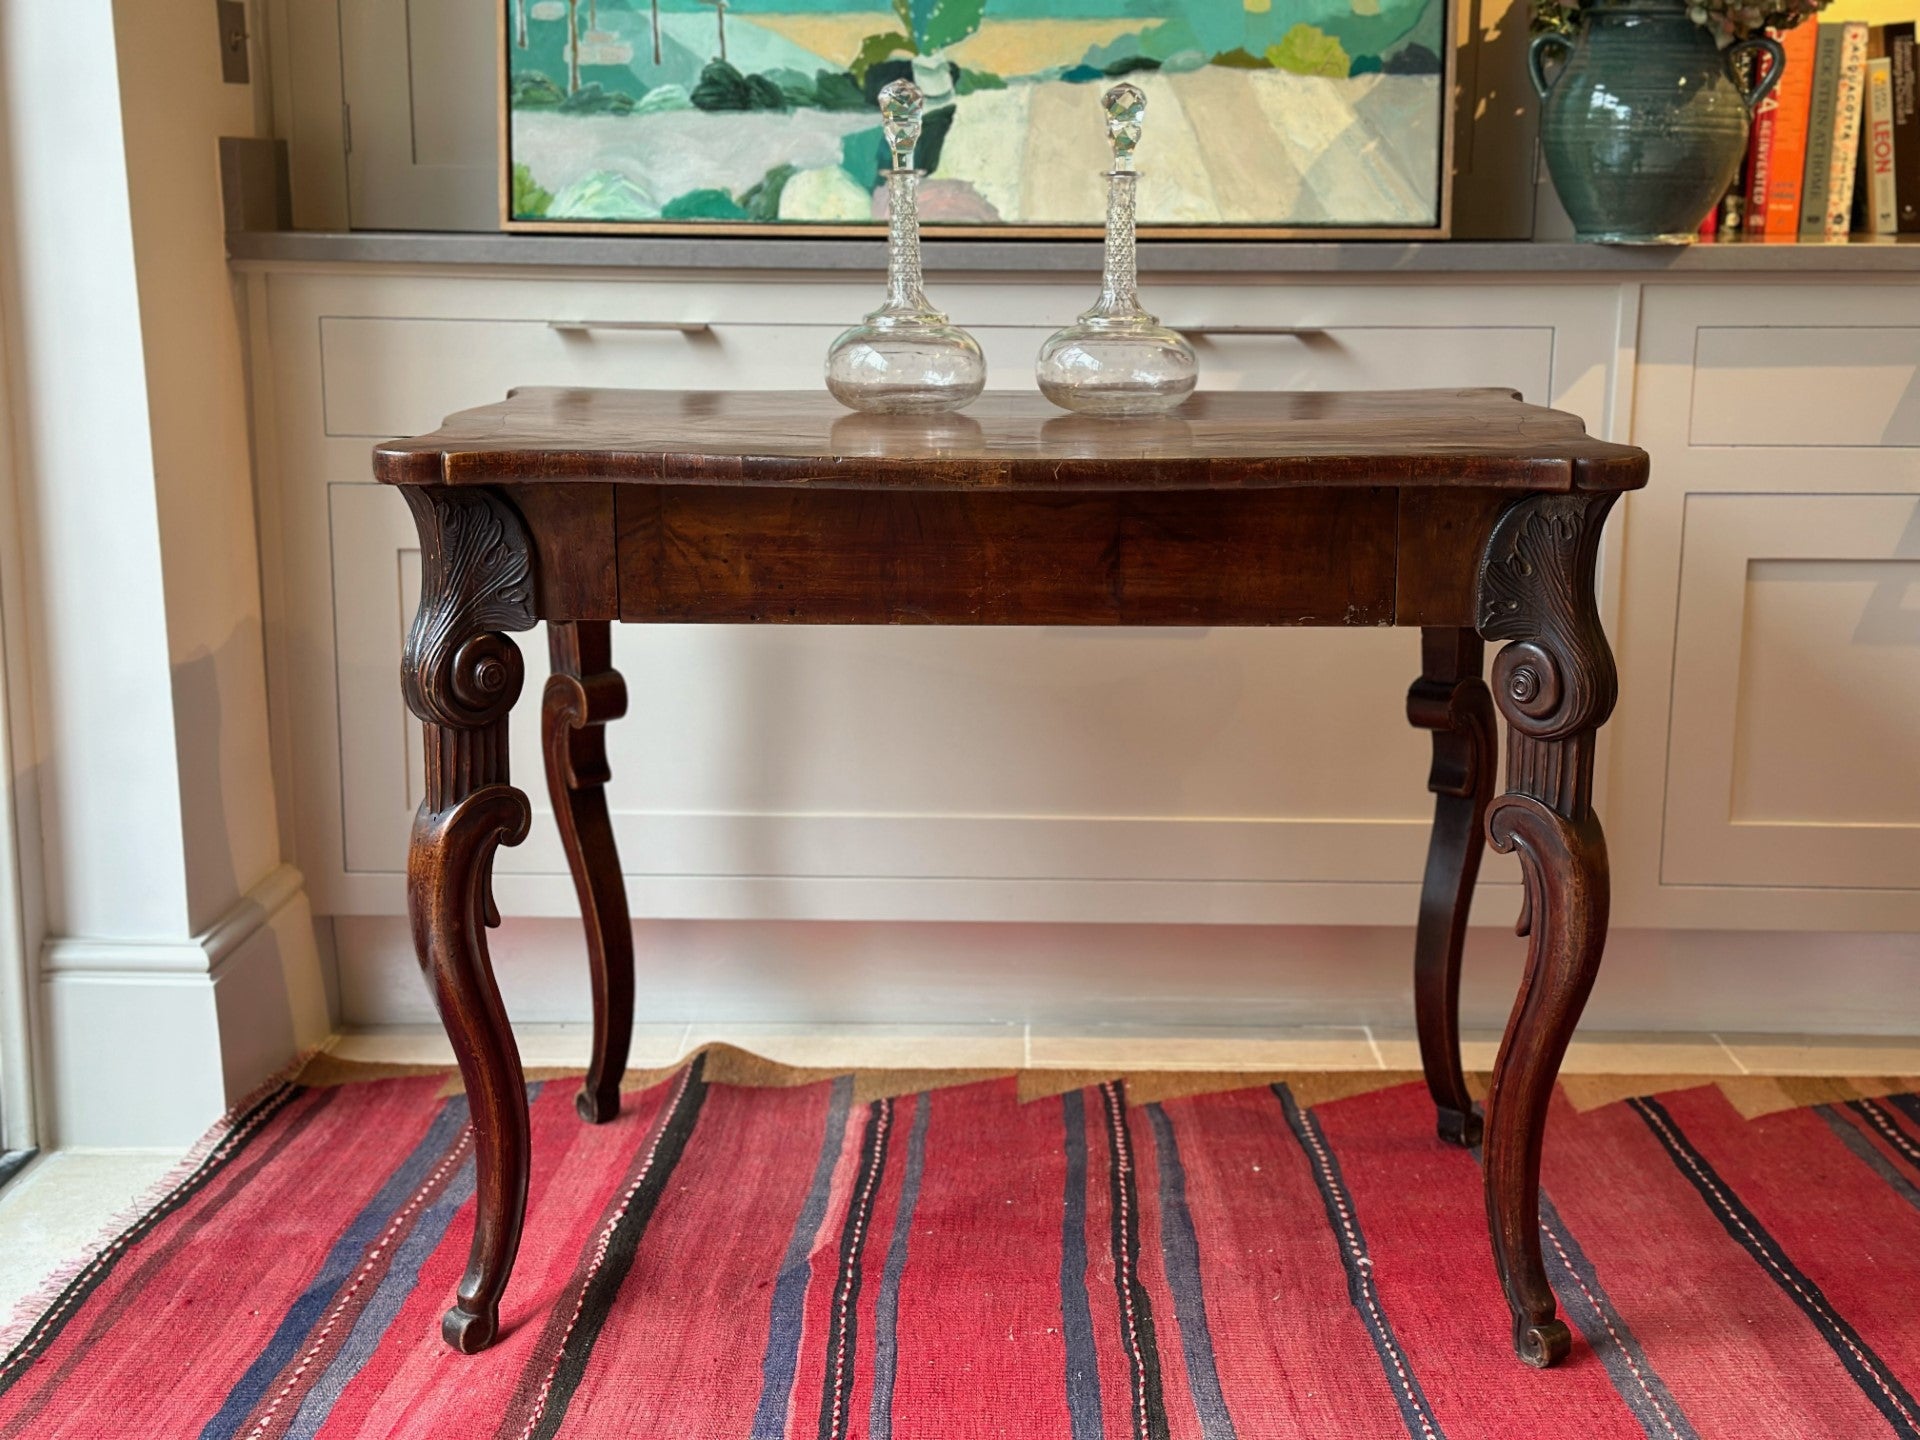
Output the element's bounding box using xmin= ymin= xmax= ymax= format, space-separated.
xmin=1087 ymin=169 xmax=1146 ymax=322
xmin=881 ymin=168 xmax=933 ymax=315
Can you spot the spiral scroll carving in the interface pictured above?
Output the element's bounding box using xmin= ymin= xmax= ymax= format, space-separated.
xmin=1476 ymin=493 xmax=1618 ymax=742
xmin=400 ymin=487 xmax=537 ymax=732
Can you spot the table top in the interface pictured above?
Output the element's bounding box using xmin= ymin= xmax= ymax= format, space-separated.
xmin=374 ymin=387 xmax=1649 ymax=493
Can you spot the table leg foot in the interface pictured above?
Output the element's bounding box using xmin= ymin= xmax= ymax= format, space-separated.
xmin=1407 ymin=627 xmax=1496 ymax=1149
xmin=1436 ymin=1106 xmax=1483 ymax=1148
xmin=1514 ymin=1317 xmax=1572 ymax=1369
xmin=545 ymin=621 xmax=634 ymax=1127
xmin=442 ymin=1303 xmax=499 ymax=1355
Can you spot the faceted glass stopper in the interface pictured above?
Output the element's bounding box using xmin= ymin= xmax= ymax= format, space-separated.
xmin=879 ymin=79 xmax=924 ymax=170
xmin=1103 ymin=82 xmax=1146 ymax=170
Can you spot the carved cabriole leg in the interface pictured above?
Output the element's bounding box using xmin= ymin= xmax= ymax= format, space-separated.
xmin=400 ymin=485 xmax=538 ymax=1355
xmin=1407 ymin=627 xmax=1497 ymax=1148
xmin=544 ymin=622 xmax=634 ymax=1125
xmin=1476 ymin=491 xmax=1619 ymax=1369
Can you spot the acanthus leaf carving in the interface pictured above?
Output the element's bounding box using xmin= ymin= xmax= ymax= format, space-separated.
xmin=400 ymin=487 xmax=537 ymax=732
xmin=1475 ymin=493 xmax=1618 ymax=743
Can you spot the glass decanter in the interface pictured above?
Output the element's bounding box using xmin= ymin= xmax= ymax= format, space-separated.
xmin=825 ymin=81 xmax=985 ymax=413
xmin=1036 ymin=84 xmax=1197 ymax=416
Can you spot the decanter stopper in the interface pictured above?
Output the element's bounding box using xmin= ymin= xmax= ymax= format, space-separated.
xmin=824 ymin=80 xmax=986 ymax=413
xmin=1035 ymin=83 xmax=1197 ymax=417
xmin=1103 ymin=82 xmax=1144 ymax=171
xmin=879 ymin=79 xmax=923 ymax=170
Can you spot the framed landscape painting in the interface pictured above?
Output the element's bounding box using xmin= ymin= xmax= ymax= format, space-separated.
xmin=501 ymin=0 xmax=1452 ymax=237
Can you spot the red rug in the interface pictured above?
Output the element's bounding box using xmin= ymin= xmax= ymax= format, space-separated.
xmin=5 ymin=1056 xmax=1920 ymax=1438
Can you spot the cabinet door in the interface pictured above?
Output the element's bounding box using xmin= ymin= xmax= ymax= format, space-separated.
xmin=1662 ymin=493 xmax=1920 ymax=889
xmin=1614 ymin=284 xmax=1920 ymax=930
xmin=339 ymin=0 xmax=499 ymax=230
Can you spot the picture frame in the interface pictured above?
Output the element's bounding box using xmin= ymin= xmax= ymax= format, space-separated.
xmin=499 ymin=0 xmax=1455 ymax=239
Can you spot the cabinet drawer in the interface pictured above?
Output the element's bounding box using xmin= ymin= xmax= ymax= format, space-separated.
xmin=320 ymin=313 xmax=1560 ymax=441
xmin=1691 ymin=325 xmax=1920 ymax=447
xmin=321 ymin=316 xmax=846 ymax=437
xmin=1173 ymin=325 xmax=1554 ymax=402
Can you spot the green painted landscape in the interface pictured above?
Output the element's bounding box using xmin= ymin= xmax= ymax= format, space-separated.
xmin=504 ymin=0 xmax=1446 ymax=229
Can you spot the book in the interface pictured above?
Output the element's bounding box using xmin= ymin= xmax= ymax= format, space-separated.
xmin=1744 ymin=40 xmax=1783 ymax=225
xmin=1823 ymin=22 xmax=1870 ymax=237
xmin=1851 ymin=28 xmax=1886 ymax=234
xmin=1764 ymin=23 xmax=1821 ymax=236
xmin=1800 ymin=22 xmax=1870 ymax=238
xmin=1866 ymin=56 xmax=1898 ymax=234
xmin=1800 ymin=24 xmax=1847 ymax=237
xmin=1890 ymin=23 xmax=1920 ymax=231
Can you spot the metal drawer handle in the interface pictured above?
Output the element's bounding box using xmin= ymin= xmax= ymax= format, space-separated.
xmin=1179 ymin=326 xmax=1331 ymax=338
xmin=548 ymin=320 xmax=712 ymax=334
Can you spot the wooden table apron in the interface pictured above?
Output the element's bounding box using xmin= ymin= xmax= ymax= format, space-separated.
xmin=376 ymin=388 xmax=1648 ymax=1368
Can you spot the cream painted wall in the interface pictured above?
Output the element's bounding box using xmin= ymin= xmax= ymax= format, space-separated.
xmin=113 ymin=0 xmax=284 ymax=932
xmin=0 ymin=0 xmax=326 ymax=1145
xmin=0 ymin=2 xmax=186 ymax=946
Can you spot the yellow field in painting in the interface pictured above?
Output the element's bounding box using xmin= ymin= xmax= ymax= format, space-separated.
xmin=747 ymin=15 xmax=1145 ymax=75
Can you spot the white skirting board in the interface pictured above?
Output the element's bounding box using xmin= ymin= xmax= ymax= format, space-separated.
xmin=40 ymin=866 xmax=330 ymax=1148
xmin=332 ymin=916 xmax=1920 ymax=1038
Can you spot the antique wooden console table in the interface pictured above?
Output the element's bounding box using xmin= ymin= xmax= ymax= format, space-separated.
xmin=374 ymin=387 xmax=1648 ymax=1367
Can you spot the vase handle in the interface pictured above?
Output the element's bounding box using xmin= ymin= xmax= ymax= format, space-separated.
xmin=1727 ymin=35 xmax=1787 ymax=110
xmin=1528 ymin=32 xmax=1574 ymax=99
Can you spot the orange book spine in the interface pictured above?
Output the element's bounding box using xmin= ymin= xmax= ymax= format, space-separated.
xmin=1765 ymin=24 xmax=1822 ymax=235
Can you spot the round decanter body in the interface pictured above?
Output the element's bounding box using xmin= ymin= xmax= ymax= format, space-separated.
xmin=1036 ymin=318 xmax=1196 ymax=416
xmin=825 ymin=318 xmax=986 ymax=413
xmin=1037 ymin=83 xmax=1199 ymax=417
xmin=824 ymin=79 xmax=985 ymax=414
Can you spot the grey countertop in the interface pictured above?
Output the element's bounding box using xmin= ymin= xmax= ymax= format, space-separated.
xmin=227 ymin=229 xmax=1920 ymax=275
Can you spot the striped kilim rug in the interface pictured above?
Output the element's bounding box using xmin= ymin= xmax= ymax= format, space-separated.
xmin=5 ymin=1050 xmax=1920 ymax=1438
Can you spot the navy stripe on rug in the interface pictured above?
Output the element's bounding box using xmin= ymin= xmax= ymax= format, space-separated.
xmin=1538 ymin=1190 xmax=1699 ymax=1440
xmin=1820 ymin=1106 xmax=1920 ymax=1215
xmin=1820 ymin=1105 xmax=1920 ymax=1221
xmin=816 ymin=1099 xmax=893 ymax=1440
xmin=1144 ymin=1104 xmax=1237 ymax=1440
xmin=285 ymin=1137 xmax=479 ymax=1440
xmin=1099 ymin=1083 xmax=1170 ymax=1440
xmin=528 ymin=1063 xmax=710 ymax=1440
xmin=1850 ymin=1099 xmax=1920 ymax=1180
xmin=1631 ymin=1095 xmax=1920 ymax=1439
xmin=868 ymin=1091 xmax=929 ymax=1440
xmin=202 ymin=1091 xmax=477 ymax=1440
xmin=1060 ymin=1090 xmax=1105 ymax=1440
xmin=1273 ymin=1085 xmax=1445 ymax=1440
xmin=1882 ymin=1092 xmax=1920 ymax=1136
xmin=749 ymin=1073 xmax=855 ymax=1440
xmin=0 ymin=1081 xmax=305 ymax=1394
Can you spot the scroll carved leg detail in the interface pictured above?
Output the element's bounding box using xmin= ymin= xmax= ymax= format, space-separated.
xmin=399 ymin=485 xmax=538 ymax=1354
xmin=544 ymin=621 xmax=635 ymax=1125
xmin=1407 ymin=627 xmax=1497 ymax=1148
xmin=408 ymin=779 xmax=533 ymax=1353
xmin=1476 ymin=491 xmax=1619 ymax=1369
xmin=1485 ymin=792 xmax=1607 ymax=1367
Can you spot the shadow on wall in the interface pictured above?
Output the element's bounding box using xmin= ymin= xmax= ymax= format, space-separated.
xmin=170 ymin=619 xmax=282 ymax=932
xmin=1853 ymin=498 xmax=1920 ymax=646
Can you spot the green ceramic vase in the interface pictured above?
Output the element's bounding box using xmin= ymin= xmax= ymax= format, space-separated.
xmin=1531 ymin=0 xmax=1783 ymax=244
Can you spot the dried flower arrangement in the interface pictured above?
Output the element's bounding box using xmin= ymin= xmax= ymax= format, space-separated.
xmin=1530 ymin=0 xmax=1828 ymax=45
